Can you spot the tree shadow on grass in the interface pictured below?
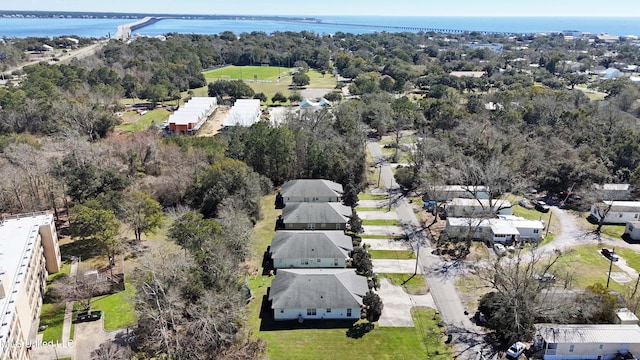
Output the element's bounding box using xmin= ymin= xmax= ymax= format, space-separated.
xmin=59 ymin=238 xmax=102 ymax=261
xmin=345 ymin=322 xmax=374 ymax=339
xmin=258 ymin=292 xmax=356 ymax=331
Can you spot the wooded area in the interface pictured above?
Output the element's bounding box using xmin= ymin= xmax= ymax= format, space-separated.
xmin=1 ymin=28 xmax=640 ymax=358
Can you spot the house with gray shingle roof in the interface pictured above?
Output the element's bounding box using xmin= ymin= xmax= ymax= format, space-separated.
xmin=279 ymin=179 xmax=343 ymax=205
xmin=279 ymin=202 xmax=351 ymax=230
xmin=270 ymin=231 xmax=353 ymax=269
xmin=269 ymin=268 xmax=368 ymax=320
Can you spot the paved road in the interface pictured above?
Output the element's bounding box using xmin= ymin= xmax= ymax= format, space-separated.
xmin=367 ymin=141 xmax=486 ymax=359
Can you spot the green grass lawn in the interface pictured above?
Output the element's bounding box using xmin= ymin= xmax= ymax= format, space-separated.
xmin=116 ymin=108 xmax=170 ymax=132
xmin=204 ymin=65 xmax=294 ymax=82
xmin=251 ymin=194 xmax=280 ymax=269
xmin=306 ymin=69 xmax=337 ymax=89
xmin=246 ymin=273 xmax=450 ymax=360
xmin=40 ymin=303 xmax=67 ymax=342
xmin=90 ymin=281 xmax=136 ymax=330
xmin=556 ymin=245 xmax=624 ymax=291
xmin=358 ymin=193 xmax=388 ymax=201
xmin=380 ymin=273 xmax=427 ymax=295
xmin=356 ymin=207 xmax=386 ymax=211
xmin=361 ymin=219 xmax=399 ymax=226
xmin=39 ymin=261 xmax=72 ymax=342
xmin=615 ymin=248 xmax=640 ymax=272
xmin=369 ymin=250 xmax=415 ymax=260
xmin=601 ymin=225 xmax=626 ymax=239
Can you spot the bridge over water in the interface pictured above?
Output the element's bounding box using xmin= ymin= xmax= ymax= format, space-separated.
xmin=112 ymin=16 xmax=518 ymax=40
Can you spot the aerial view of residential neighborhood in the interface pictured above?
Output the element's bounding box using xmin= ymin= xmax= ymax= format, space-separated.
xmin=2 ymin=2 xmax=640 ymax=360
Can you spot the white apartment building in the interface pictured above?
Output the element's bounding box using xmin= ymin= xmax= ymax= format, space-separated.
xmin=0 ymin=212 xmax=60 ymax=360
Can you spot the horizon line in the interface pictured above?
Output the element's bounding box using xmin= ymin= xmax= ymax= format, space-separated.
xmin=2 ymin=10 xmax=640 ymax=18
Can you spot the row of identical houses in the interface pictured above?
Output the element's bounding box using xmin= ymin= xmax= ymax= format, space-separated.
xmin=268 ymin=179 xmax=369 ymax=322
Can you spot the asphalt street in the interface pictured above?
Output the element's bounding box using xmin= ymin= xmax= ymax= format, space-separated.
xmin=366 ymin=141 xmax=487 ymax=359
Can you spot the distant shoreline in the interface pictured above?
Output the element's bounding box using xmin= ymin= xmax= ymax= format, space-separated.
xmin=0 ymin=10 xmax=317 ymax=22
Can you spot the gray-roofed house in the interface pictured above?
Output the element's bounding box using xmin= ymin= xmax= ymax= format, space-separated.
xmin=269 ymin=268 xmax=368 ymax=320
xmin=279 ymin=202 xmax=351 ymax=230
xmin=279 ymin=179 xmax=344 ymax=205
xmin=270 ymin=231 xmax=353 ymax=268
xmin=535 ymin=324 xmax=640 ymax=359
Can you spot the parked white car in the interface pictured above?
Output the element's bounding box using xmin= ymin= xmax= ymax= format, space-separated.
xmin=493 ymin=243 xmax=506 ymax=256
xmin=506 ymin=341 xmax=526 ymax=358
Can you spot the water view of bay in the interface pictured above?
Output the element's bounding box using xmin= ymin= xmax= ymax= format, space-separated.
xmin=1 ymin=16 xmax=639 ymax=38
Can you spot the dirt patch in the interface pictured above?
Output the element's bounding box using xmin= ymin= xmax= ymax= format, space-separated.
xmin=197 ymin=108 xmax=229 ymax=137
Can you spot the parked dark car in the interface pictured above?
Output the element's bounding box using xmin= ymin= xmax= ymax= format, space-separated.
xmin=535 ymin=201 xmax=550 ymax=213
xmin=601 ymin=248 xmax=619 ymax=262
xmin=74 ymin=310 xmax=103 ymax=323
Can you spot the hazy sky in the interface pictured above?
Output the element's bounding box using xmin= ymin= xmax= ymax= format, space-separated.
xmin=3 ymin=0 xmax=640 ymax=17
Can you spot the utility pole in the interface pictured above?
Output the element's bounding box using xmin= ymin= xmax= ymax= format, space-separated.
xmin=606 ymin=247 xmax=615 ymax=288
xmin=545 ymin=210 xmax=552 ymax=237
xmin=414 ymin=240 xmax=420 ymax=275
xmin=633 ymin=273 xmax=640 ymax=298
xmin=377 ymin=162 xmax=382 ymax=188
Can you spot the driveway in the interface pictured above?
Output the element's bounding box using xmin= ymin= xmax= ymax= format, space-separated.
xmin=364 ymin=238 xmax=412 ymax=250
xmin=377 ymin=278 xmax=435 ymax=327
xmin=372 ymin=259 xmax=420 ymax=274
xmin=367 ymin=140 xmax=487 ymax=359
xmin=359 ymin=210 xmax=399 ymax=220
xmin=74 ymin=318 xmax=128 ymax=360
xmin=363 ymin=225 xmax=405 ymax=236
xmin=358 ymin=199 xmax=389 ymax=208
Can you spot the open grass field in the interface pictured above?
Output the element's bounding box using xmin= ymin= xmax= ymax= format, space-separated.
xmin=116 ymin=108 xmax=170 ymax=133
xmin=204 ymin=65 xmax=295 ymax=82
xmin=90 ymin=281 xmax=136 ymax=330
xmin=202 ymin=66 xmax=337 ymax=106
xmin=380 ymin=273 xmax=427 ymax=295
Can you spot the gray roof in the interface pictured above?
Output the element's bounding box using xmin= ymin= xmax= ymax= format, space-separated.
xmin=282 ymin=202 xmax=351 ymax=224
xmin=594 ymin=183 xmax=631 ymax=191
xmin=536 ymin=324 xmax=640 ymax=344
xmin=269 ymin=268 xmax=368 ymax=309
xmin=281 ymin=179 xmax=343 ymax=199
xmin=270 ymin=231 xmax=353 ymax=259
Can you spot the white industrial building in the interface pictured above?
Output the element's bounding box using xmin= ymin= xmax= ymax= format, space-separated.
xmin=167 ymin=96 xmax=217 ymax=134
xmin=223 ymin=99 xmax=261 ymax=127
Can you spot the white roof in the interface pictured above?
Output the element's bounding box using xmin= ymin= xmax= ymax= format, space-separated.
xmin=223 ymin=99 xmax=261 ymax=127
xmin=448 ymin=198 xmax=512 ymax=209
xmin=447 ymin=216 xmax=544 ymax=231
xmin=168 ymin=97 xmax=217 ymax=127
xmin=490 ymin=222 xmax=519 ymax=235
xmin=0 ymin=213 xmax=53 ymax=352
xmin=536 ymin=324 xmax=640 ymax=344
xmin=604 ymin=201 xmax=640 ymax=208
xmin=594 ymin=183 xmax=631 ymax=191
